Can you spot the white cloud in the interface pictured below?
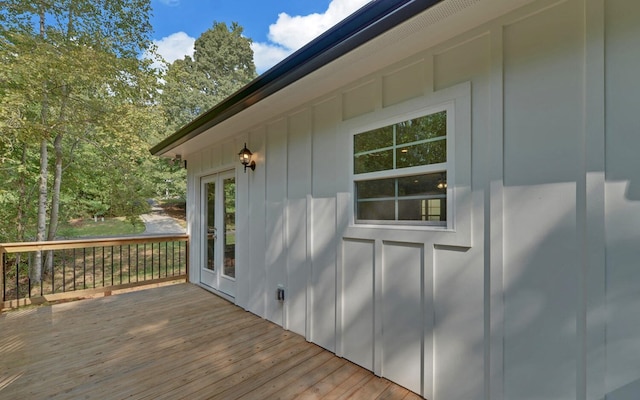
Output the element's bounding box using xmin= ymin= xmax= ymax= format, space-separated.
xmin=253 ymin=0 xmax=371 ymax=73
xmin=251 ymin=42 xmax=292 ymax=72
xmin=149 ymin=0 xmax=371 ymax=74
xmin=157 ymin=0 xmax=180 ymax=6
xmin=151 ymin=31 xmax=195 ymax=71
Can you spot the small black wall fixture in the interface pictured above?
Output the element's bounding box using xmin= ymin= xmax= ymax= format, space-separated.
xmin=238 ymin=143 xmax=256 ymax=173
xmin=171 ymin=154 xmax=187 ymax=169
xmin=436 ymin=173 xmax=447 ymax=190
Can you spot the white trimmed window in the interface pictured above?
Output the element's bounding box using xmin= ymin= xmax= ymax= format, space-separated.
xmin=353 ymin=108 xmax=450 ymax=226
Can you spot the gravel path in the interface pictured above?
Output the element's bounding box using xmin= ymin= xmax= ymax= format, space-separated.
xmin=139 ymin=206 xmax=185 ymax=234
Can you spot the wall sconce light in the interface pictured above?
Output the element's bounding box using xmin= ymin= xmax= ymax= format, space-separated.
xmin=238 ymin=143 xmax=256 ymax=173
xmin=436 ymin=174 xmax=447 ymax=190
xmin=171 ymin=154 xmax=186 ymax=169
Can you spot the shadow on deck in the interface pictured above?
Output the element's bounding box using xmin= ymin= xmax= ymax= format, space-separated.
xmin=0 ymin=283 xmax=421 ymax=399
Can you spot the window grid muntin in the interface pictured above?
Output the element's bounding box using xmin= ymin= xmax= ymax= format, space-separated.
xmin=352 ymin=107 xmax=451 ymax=226
xmin=355 ymin=171 xmax=447 ymax=225
xmin=353 ymin=111 xmax=447 ymax=175
xmin=353 ymin=135 xmax=446 ymax=158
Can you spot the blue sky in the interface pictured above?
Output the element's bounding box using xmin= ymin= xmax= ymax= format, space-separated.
xmin=149 ymin=0 xmax=370 ymax=73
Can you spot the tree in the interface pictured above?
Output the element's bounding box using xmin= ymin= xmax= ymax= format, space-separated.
xmin=153 ymin=21 xmax=257 ymax=204
xmin=0 ymin=0 xmax=161 ymax=281
xmin=161 ymin=21 xmax=257 ymax=132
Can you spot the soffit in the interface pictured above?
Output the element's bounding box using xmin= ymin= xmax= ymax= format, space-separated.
xmin=167 ymin=0 xmax=533 ymax=158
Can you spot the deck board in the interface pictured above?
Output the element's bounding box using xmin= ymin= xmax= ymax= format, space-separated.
xmin=0 ymin=283 xmax=421 ymax=399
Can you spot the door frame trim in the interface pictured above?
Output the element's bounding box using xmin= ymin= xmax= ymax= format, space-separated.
xmin=198 ymin=168 xmax=237 ymax=298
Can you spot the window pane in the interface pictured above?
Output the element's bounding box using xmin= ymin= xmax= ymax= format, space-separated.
xmin=354 ymin=149 xmax=393 ymax=174
xmin=398 ymin=172 xmax=446 ymax=197
xmin=396 ymin=139 xmax=446 ymax=169
xmin=206 ymin=182 xmax=215 ymax=271
xmin=426 ymin=198 xmax=446 ymax=222
xmin=354 ymin=126 xmax=393 ymax=153
xmin=223 ymin=177 xmax=236 ymax=279
xmin=397 ymin=199 xmax=423 ymax=220
xmin=396 ymin=111 xmax=447 ymax=144
xmin=352 ymin=108 xmax=450 ymax=225
xmin=357 ymin=200 xmax=395 ymax=220
xmin=356 ymin=178 xmax=395 ymax=199
xmin=398 ymin=198 xmax=446 ymax=222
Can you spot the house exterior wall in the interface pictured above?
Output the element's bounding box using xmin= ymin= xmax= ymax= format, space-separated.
xmin=183 ymin=0 xmax=640 ymax=398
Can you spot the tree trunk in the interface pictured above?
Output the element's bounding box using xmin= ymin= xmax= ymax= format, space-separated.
xmin=45 ymin=133 xmax=63 ymax=273
xmin=14 ymin=145 xmax=28 ymax=269
xmin=33 ymin=4 xmax=48 ymax=283
xmin=16 ymin=145 xmax=27 ymax=242
xmin=33 ymin=139 xmax=48 ymax=283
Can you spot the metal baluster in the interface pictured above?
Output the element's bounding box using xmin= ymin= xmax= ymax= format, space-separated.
xmin=1 ymin=252 xmax=5 ymax=302
xmin=119 ymin=246 xmax=123 ymax=285
xmin=83 ymin=248 xmax=87 ymax=289
xmin=40 ymin=253 xmax=44 ymax=297
xmin=111 ymin=246 xmax=114 ymax=286
xmin=16 ymin=254 xmax=20 ymax=305
xmin=73 ymin=248 xmax=76 ymax=291
xmin=51 ymin=249 xmax=55 ymax=294
xmin=178 ymin=242 xmax=182 ymax=275
xmin=1 ymin=253 xmax=6 ymax=303
xmin=171 ymin=241 xmax=175 ymax=276
xmin=144 ymin=243 xmax=147 ymax=281
xmin=185 ymin=241 xmax=189 ymax=278
xmin=92 ymin=247 xmax=96 ymax=289
xmin=62 ymin=249 xmax=66 ymax=292
xmin=135 ymin=244 xmax=139 ymax=282
xmin=102 ymin=246 xmax=104 ymax=287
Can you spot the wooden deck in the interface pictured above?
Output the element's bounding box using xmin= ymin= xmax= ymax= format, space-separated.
xmin=0 ymin=283 xmax=422 ymax=399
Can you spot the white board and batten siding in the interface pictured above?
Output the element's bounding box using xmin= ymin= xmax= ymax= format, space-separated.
xmin=183 ymin=1 xmax=640 ymax=399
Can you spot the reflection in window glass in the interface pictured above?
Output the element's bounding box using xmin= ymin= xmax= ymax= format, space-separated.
xmin=354 ymin=149 xmax=393 ymax=174
xmin=396 ymin=111 xmax=446 ymax=144
xmin=353 ymin=108 xmax=448 ymax=224
xmin=398 ymin=198 xmax=446 ymax=221
xmin=396 ymin=139 xmax=446 ymax=169
xmin=425 ymin=198 xmax=445 ymax=222
xmin=206 ymin=182 xmax=216 ymax=271
xmin=357 ymin=200 xmax=396 ymax=221
xmin=398 ymin=172 xmax=446 ymax=196
xmin=354 ymin=126 xmax=393 ymax=153
xmin=353 ymin=111 xmax=447 ymax=174
xmin=223 ymin=177 xmax=235 ymax=278
xmin=355 ymin=172 xmax=447 ymax=224
xmin=356 ymin=178 xmax=395 ymax=199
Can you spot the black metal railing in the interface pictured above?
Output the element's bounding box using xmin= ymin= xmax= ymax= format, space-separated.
xmin=1 ymin=235 xmax=188 ymax=309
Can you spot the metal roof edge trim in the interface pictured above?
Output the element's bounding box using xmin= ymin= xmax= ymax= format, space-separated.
xmin=150 ymin=0 xmax=444 ymax=156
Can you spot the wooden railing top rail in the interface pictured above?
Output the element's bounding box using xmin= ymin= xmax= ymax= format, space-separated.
xmin=0 ymin=234 xmax=189 ymax=254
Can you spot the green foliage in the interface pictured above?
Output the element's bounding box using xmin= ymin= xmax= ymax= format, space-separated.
xmin=152 ymin=21 xmax=257 ymax=211
xmin=0 ymin=0 xmax=161 ymax=243
xmin=161 ymin=21 xmax=257 ymax=132
xmin=56 ymin=217 xmax=145 ymax=238
xmin=354 ymin=111 xmax=447 ymax=174
xmin=0 ymin=3 xmax=259 ymax=246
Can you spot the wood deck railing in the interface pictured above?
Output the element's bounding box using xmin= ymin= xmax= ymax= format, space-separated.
xmin=0 ymin=234 xmax=188 ymax=310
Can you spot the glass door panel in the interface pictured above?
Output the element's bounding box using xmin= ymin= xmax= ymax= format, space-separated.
xmin=200 ymin=171 xmax=236 ymax=297
xmin=223 ymin=176 xmax=236 ymax=278
xmin=205 ymin=181 xmax=216 ymax=272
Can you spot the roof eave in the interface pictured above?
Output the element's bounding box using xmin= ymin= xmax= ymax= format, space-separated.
xmin=150 ymin=0 xmax=444 ymax=156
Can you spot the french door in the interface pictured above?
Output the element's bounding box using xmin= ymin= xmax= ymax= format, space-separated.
xmin=200 ymin=171 xmax=236 ymax=297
